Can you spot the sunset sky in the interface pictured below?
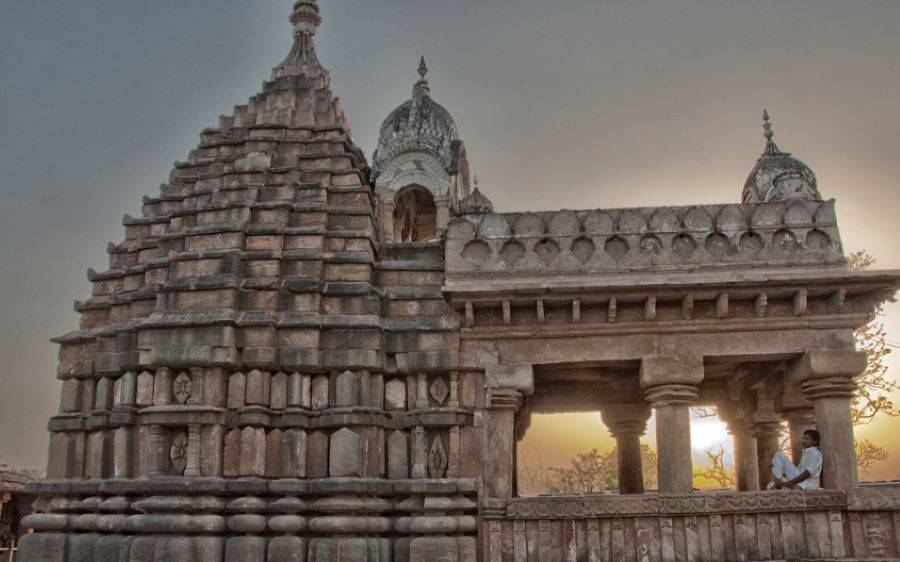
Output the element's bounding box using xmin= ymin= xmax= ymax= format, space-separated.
xmin=1 ymin=0 xmax=898 ymax=479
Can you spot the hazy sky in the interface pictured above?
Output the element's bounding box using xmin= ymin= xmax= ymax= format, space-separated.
xmin=2 ymin=0 xmax=899 ymax=476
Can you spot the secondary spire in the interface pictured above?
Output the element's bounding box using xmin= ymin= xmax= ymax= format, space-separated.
xmin=762 ymin=109 xmax=782 ymax=156
xmin=414 ymin=56 xmax=431 ymax=98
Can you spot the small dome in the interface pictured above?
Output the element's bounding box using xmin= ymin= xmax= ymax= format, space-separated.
xmin=372 ymin=58 xmax=461 ymax=177
xmin=742 ymin=111 xmax=822 ymax=204
xmin=458 ymin=187 xmax=494 ymax=215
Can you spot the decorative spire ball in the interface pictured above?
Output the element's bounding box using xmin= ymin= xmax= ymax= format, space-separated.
xmin=418 ymin=56 xmax=429 ymax=79
xmin=290 ymin=0 xmax=322 ymax=36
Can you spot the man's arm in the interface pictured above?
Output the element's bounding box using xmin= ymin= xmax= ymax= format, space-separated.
xmin=775 ymin=470 xmax=811 ymax=489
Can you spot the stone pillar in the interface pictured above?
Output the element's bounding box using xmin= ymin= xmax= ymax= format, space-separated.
xmin=748 ymin=385 xmax=785 ymax=489
xmin=483 ymin=365 xmax=534 ymax=500
xmin=752 ymin=421 xmax=783 ymax=490
xmin=788 ymin=351 xmax=867 ymax=490
xmin=783 ymin=408 xmax=817 ymax=465
xmin=778 ymin=381 xmax=817 ymax=464
xmin=640 ymin=356 xmax=704 ymax=495
xmin=148 ymin=425 xmax=167 ymax=477
xmin=721 ymin=409 xmax=759 ymax=492
xmin=381 ymin=198 xmax=395 ymax=244
xmin=435 ymin=196 xmax=451 ymax=235
xmin=185 ymin=424 xmax=202 ymax=477
xmin=733 ymin=426 xmax=760 ymax=492
xmin=601 ymin=403 xmax=651 ymax=494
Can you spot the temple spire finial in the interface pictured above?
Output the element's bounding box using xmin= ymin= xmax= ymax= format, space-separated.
xmin=762 ymin=109 xmax=782 ymax=155
xmin=290 ymin=0 xmax=322 ymax=36
xmin=274 ymin=0 xmax=324 ymax=79
xmin=413 ymin=56 xmax=431 ymax=98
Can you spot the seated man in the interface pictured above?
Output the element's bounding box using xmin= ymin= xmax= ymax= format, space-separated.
xmin=768 ymin=429 xmax=823 ymax=490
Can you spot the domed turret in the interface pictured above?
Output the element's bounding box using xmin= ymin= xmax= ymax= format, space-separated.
xmin=372 ymin=59 xmax=471 ymax=243
xmin=458 ymin=179 xmax=493 ymax=215
xmin=742 ymin=111 xmax=822 ymax=204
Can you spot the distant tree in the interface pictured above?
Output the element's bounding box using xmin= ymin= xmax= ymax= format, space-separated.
xmin=847 ymin=251 xmax=898 ymax=425
xmin=521 ymin=445 xmax=658 ymax=495
xmin=693 ymin=446 xmax=736 ymax=488
xmin=856 ymin=439 xmax=889 ymax=478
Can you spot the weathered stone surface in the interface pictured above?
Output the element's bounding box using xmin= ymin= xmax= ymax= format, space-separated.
xmin=239 ymin=427 xmax=266 ymax=477
xmin=267 ymin=536 xmax=306 ymax=562
xmin=17 ymin=533 xmax=68 ymax=562
xmin=309 ymin=538 xmax=368 ymax=562
xmin=266 ymin=429 xmax=283 ymax=478
xmin=223 ymin=429 xmax=241 ymax=478
xmin=246 ymin=370 xmax=272 ymax=406
xmin=135 ymin=372 xmax=154 ymax=407
xmin=282 ymin=429 xmax=307 ymax=478
xmin=329 ymin=428 xmax=362 ymax=478
xmin=385 ymin=378 xmax=406 ymax=410
xmin=410 ymin=536 xmax=458 ymax=562
xmin=114 ymin=372 xmax=136 ymax=408
xmin=307 ymin=431 xmax=329 ymax=479
xmin=270 ymin=372 xmax=288 ymax=410
xmin=334 ymin=370 xmax=358 ymax=407
xmin=225 ymin=536 xmax=266 ymax=562
xmin=227 ymin=372 xmax=247 ymax=409
xmin=388 ymin=430 xmax=409 ymax=479
xmin=311 ymin=375 xmax=329 ymax=410
xmin=287 ymin=372 xmax=310 ymax=408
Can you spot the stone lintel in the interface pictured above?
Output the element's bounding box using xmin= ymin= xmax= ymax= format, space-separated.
xmin=484 ymin=364 xmax=534 ymax=396
xmin=786 ymin=350 xmax=867 ymax=383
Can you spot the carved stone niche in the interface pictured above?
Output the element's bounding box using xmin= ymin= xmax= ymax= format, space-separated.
xmin=168 ymin=428 xmax=190 ymax=476
xmin=429 ymin=375 xmax=450 ymax=407
xmin=427 ymin=431 xmax=450 ymax=479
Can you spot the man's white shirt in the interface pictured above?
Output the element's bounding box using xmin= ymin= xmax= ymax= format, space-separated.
xmin=796 ymin=446 xmax=823 ymax=489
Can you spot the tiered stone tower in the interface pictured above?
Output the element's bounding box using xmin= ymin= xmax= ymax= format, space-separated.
xmin=20 ymin=3 xmax=900 ymax=562
xmin=22 ymin=2 xmax=473 ymax=561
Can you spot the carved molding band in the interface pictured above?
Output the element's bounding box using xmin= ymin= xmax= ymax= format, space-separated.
xmin=506 ymin=490 xmax=850 ymax=519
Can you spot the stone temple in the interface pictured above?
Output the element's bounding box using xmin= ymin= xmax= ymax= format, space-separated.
xmin=19 ymin=2 xmax=900 ymax=561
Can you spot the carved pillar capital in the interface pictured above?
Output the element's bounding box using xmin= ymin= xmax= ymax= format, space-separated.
xmin=643 ymin=384 xmax=700 ymax=407
xmin=485 ymin=364 xmax=533 ymax=412
xmin=800 ymin=376 xmax=858 ymax=401
xmin=602 ymin=403 xmax=651 ymax=495
xmin=486 ymin=387 xmax=524 ymax=411
xmin=787 ymin=351 xmax=867 ymax=384
xmin=601 ymin=403 xmax=651 ymax=438
xmin=640 ymin=355 xmax=703 ymax=406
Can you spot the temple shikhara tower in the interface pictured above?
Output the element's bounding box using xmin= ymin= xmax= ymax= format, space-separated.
xmin=19 ymin=2 xmax=900 ymax=561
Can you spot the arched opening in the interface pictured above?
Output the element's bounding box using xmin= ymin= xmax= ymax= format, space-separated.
xmin=393 ymin=185 xmax=437 ymax=242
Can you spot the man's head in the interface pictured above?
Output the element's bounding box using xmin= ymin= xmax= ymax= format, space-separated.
xmin=802 ymin=429 xmax=820 ymax=448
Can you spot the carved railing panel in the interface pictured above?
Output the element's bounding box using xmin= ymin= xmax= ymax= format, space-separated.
xmin=486 ymin=487 xmax=900 ymax=562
